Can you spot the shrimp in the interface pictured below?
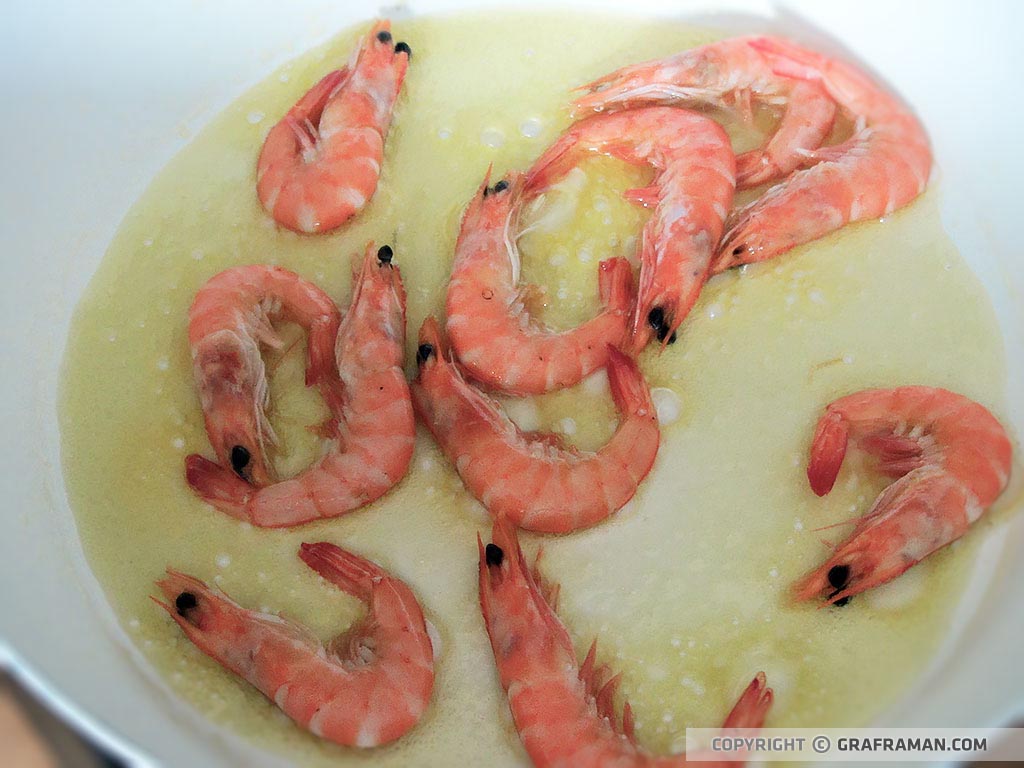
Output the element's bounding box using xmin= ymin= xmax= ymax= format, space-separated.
xmin=186 ymin=243 xmax=415 ymax=527
xmin=187 ymin=264 xmax=341 ymax=487
xmin=796 ymin=386 xmax=1012 ymax=604
xmin=525 ymin=108 xmax=735 ymax=350
xmin=154 ymin=541 xmax=434 ymax=747
xmin=713 ymin=37 xmax=932 ymax=272
xmin=411 ymin=317 xmax=659 ymax=534
xmin=479 ymin=518 xmax=773 ymax=768
xmin=256 ymin=20 xmax=411 ymax=234
xmin=572 ymin=37 xmax=837 ymax=190
xmin=445 ymin=171 xmax=634 ymax=394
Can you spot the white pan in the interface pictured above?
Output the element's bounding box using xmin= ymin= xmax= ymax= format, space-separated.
xmin=1 ymin=1 xmax=1021 ymax=766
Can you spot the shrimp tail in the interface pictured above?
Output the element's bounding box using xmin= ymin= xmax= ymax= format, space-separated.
xmin=807 ymin=410 xmax=848 ymax=496
xmin=305 ymin=323 xmax=339 ymax=388
xmin=185 ymin=454 xmax=251 ymax=520
xmin=746 ymin=37 xmax=826 ymax=83
xmin=523 ymin=130 xmax=580 ymax=192
xmin=722 ymin=672 xmax=774 ymax=729
xmin=298 ymin=542 xmax=382 ymax=600
xmin=605 ymin=346 xmax=653 ymax=416
xmin=597 ymin=257 xmax=635 ymax=319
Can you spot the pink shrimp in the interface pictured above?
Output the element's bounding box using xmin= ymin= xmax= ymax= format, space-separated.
xmin=411 ymin=318 xmax=659 ymax=534
xmin=155 ymin=541 xmax=434 ymax=748
xmin=479 ymin=518 xmax=773 ymax=767
xmin=525 ymin=107 xmax=735 ymax=351
xmin=186 ymin=243 xmax=414 ymax=527
xmin=572 ymin=36 xmax=837 ymax=190
xmin=713 ymin=37 xmax=932 ymax=272
xmin=796 ymin=386 xmax=1012 ymax=604
xmin=187 ymin=264 xmax=341 ymax=486
xmin=445 ymin=171 xmax=634 ymax=394
xmin=256 ymin=20 xmax=410 ymax=234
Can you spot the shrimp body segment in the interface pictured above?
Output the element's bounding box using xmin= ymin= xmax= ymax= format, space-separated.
xmin=526 ymin=108 xmax=735 ymax=350
xmin=155 ymin=542 xmax=434 ymax=748
xmin=411 ymin=318 xmax=659 ymax=534
xmin=446 ymin=172 xmax=634 ymax=394
xmin=188 ymin=265 xmax=342 ymax=487
xmin=479 ymin=519 xmax=773 ymax=768
xmin=714 ymin=37 xmax=932 ymax=271
xmin=796 ymin=386 xmax=1012 ymax=603
xmin=186 ymin=244 xmax=415 ymax=527
xmin=256 ymin=21 xmax=410 ymax=234
xmin=572 ymin=37 xmax=837 ymax=190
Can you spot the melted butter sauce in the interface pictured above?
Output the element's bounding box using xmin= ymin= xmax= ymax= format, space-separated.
xmin=59 ymin=11 xmax=1014 ymax=767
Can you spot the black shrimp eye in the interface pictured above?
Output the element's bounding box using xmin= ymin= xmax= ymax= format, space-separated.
xmin=827 ymin=564 xmax=851 ymax=590
xmin=230 ymin=445 xmax=251 ymax=478
xmin=732 ymin=244 xmax=746 ymax=256
xmin=485 ymin=543 xmax=504 ymax=567
xmin=416 ymin=343 xmax=435 ymax=364
xmin=394 ymin=41 xmax=411 ymax=56
xmin=377 ymin=244 xmax=394 ymax=264
xmin=492 ymin=179 xmax=510 ymax=194
xmin=376 ymin=30 xmax=393 ymax=44
xmin=175 ymin=592 xmax=198 ymax=617
xmin=647 ymin=307 xmax=665 ymax=330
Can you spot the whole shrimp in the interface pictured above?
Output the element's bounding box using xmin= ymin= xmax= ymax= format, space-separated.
xmin=572 ymin=36 xmax=837 ymax=190
xmin=796 ymin=386 xmax=1012 ymax=604
xmin=186 ymin=243 xmax=415 ymax=527
xmin=411 ymin=318 xmax=659 ymax=534
xmin=155 ymin=541 xmax=434 ymax=748
xmin=256 ymin=20 xmax=411 ymax=234
xmin=713 ymin=37 xmax=932 ymax=271
xmin=479 ymin=518 xmax=773 ymax=768
xmin=526 ymin=108 xmax=735 ymax=350
xmin=187 ymin=265 xmax=341 ymax=486
xmin=446 ymin=171 xmax=634 ymax=394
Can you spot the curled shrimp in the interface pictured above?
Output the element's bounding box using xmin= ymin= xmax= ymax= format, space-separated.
xmin=445 ymin=171 xmax=634 ymax=394
xmin=714 ymin=37 xmax=932 ymax=271
xmin=155 ymin=541 xmax=434 ymax=748
xmin=187 ymin=264 xmax=341 ymax=486
xmin=186 ymin=243 xmax=414 ymax=527
xmin=411 ymin=318 xmax=659 ymax=534
xmin=526 ymin=107 xmax=734 ymax=351
xmin=479 ymin=518 xmax=773 ymax=768
xmin=256 ymin=20 xmax=411 ymax=234
xmin=796 ymin=386 xmax=1012 ymax=604
xmin=572 ymin=36 xmax=837 ymax=190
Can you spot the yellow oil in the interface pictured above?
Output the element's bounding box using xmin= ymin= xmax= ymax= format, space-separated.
xmin=59 ymin=11 xmax=1013 ymax=767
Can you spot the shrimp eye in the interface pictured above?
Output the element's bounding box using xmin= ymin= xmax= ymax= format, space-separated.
xmin=416 ymin=343 xmax=435 ymax=364
xmin=492 ymin=179 xmax=510 ymax=194
xmin=647 ymin=308 xmax=677 ymax=344
xmin=827 ymin=564 xmax=850 ymax=590
xmin=377 ymin=30 xmax=393 ymax=43
xmin=175 ymin=592 xmax=198 ymax=617
xmin=732 ymin=244 xmax=746 ymax=256
xmin=485 ymin=543 xmax=504 ymax=567
xmin=647 ymin=307 xmax=665 ymax=329
xmin=377 ymin=244 xmax=394 ymax=264
xmin=230 ymin=445 xmax=251 ymax=478
xmin=395 ymin=41 xmax=411 ymax=56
